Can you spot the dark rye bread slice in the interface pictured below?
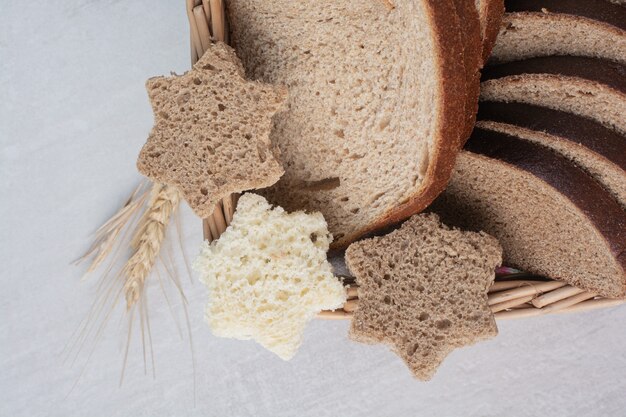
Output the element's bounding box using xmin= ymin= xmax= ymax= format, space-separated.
xmin=491 ymin=0 xmax=626 ymax=65
xmin=228 ymin=0 xmax=467 ymax=249
xmin=480 ymin=56 xmax=626 ymax=135
xmin=454 ymin=0 xmax=483 ymax=144
xmin=431 ymin=128 xmax=626 ymax=298
xmin=476 ymin=101 xmax=626 ymax=208
xmin=476 ymin=0 xmax=505 ymax=62
xmin=346 ymin=213 xmax=501 ymax=381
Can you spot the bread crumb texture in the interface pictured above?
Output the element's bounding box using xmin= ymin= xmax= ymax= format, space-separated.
xmin=193 ymin=193 xmax=346 ymax=360
xmin=137 ymin=42 xmax=287 ymax=218
xmin=346 ymin=213 xmax=502 ymax=380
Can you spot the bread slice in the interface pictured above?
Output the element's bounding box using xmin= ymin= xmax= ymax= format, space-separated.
xmin=454 ymin=0 xmax=483 ymax=143
xmin=346 ymin=213 xmax=502 ymax=381
xmin=431 ymin=128 xmax=626 ymax=298
xmin=480 ymin=56 xmax=626 ymax=135
xmin=475 ymin=0 xmax=505 ymax=62
xmin=477 ymin=101 xmax=626 ymax=208
xmin=137 ymin=42 xmax=287 ymax=218
xmin=227 ymin=0 xmax=467 ymax=249
xmin=193 ymin=193 xmax=346 ymax=360
xmin=491 ymin=0 xmax=626 ymax=65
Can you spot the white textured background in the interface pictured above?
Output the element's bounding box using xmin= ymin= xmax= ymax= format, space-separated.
xmin=1 ymin=1 xmax=625 ymax=416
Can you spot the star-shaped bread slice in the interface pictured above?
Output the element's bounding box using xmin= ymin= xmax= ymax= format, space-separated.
xmin=193 ymin=193 xmax=347 ymax=360
xmin=137 ymin=42 xmax=287 ymax=218
xmin=345 ymin=213 xmax=502 ymax=380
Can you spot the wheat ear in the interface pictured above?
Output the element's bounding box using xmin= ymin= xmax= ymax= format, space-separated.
xmin=123 ymin=183 xmax=181 ymax=309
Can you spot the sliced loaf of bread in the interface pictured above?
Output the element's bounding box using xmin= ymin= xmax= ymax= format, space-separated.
xmin=227 ymin=0 xmax=467 ymax=248
xmin=481 ymin=56 xmax=626 ymax=135
xmin=491 ymin=0 xmax=626 ymax=65
xmin=477 ymin=101 xmax=626 ymax=208
xmin=346 ymin=213 xmax=501 ymax=381
xmin=431 ymin=128 xmax=626 ymax=298
xmin=194 ymin=193 xmax=346 ymax=360
xmin=475 ymin=0 xmax=506 ymax=62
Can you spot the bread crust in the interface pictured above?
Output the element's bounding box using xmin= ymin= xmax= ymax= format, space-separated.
xmin=341 ymin=0 xmax=468 ymax=248
xmin=453 ymin=0 xmax=483 ymax=145
xmin=466 ymin=128 xmax=626 ymax=297
xmin=480 ymin=0 xmax=505 ymax=62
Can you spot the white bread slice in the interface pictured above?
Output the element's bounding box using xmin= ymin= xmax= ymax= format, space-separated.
xmin=346 ymin=213 xmax=501 ymax=380
xmin=431 ymin=128 xmax=626 ymax=298
xmin=491 ymin=0 xmax=626 ymax=65
xmin=193 ymin=193 xmax=346 ymax=360
xmin=227 ymin=0 xmax=467 ymax=249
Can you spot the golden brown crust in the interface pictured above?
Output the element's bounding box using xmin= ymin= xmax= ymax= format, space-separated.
xmin=453 ymin=0 xmax=483 ymax=145
xmin=481 ymin=0 xmax=505 ymax=62
xmin=336 ymin=0 xmax=468 ymax=249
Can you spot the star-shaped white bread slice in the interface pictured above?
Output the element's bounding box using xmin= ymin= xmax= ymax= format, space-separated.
xmin=194 ymin=193 xmax=347 ymax=360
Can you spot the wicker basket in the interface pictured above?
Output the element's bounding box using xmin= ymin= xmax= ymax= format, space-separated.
xmin=185 ymin=0 xmax=624 ymax=320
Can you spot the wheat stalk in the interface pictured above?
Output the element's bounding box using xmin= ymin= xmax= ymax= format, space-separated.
xmin=123 ymin=183 xmax=181 ymax=309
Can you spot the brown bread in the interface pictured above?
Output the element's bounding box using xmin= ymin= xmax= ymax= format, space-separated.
xmin=431 ymin=128 xmax=626 ymax=298
xmin=346 ymin=213 xmax=501 ymax=380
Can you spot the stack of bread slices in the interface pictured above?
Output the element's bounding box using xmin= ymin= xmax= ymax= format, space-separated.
xmin=431 ymin=0 xmax=626 ymax=298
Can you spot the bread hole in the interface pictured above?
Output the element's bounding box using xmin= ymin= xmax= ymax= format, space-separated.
xmin=340 ymin=196 xmax=349 ymax=202
xmin=202 ymin=63 xmax=216 ymax=71
xmin=335 ymin=233 xmax=345 ymax=240
xmin=379 ymin=115 xmax=391 ymax=131
xmin=303 ymin=50 xmax=311 ymax=55
xmin=218 ymin=103 xmax=226 ymax=111
xmin=300 ymin=177 xmax=341 ymax=192
xmin=334 ymin=129 xmax=345 ymax=139
xmin=192 ymin=77 xmax=202 ymax=85
xmin=383 ymin=273 xmax=390 ymax=281
xmin=418 ymin=312 xmax=429 ymax=321
xmin=383 ymin=295 xmax=391 ymax=305
xmin=350 ymin=208 xmax=359 ymax=214
xmin=158 ymin=111 xmax=169 ymax=120
xmin=309 ymin=233 xmax=318 ymax=243
xmin=200 ymin=187 xmax=208 ymax=196
xmin=257 ymin=143 xmax=267 ymax=162
xmin=176 ymin=92 xmax=190 ymax=106
xmin=435 ymin=319 xmax=451 ymax=330
xmin=148 ymin=151 xmax=161 ymax=158
xmin=329 ymin=79 xmax=336 ymax=84
xmin=434 ymin=335 xmax=444 ymax=341
xmin=408 ymin=343 xmax=418 ymax=356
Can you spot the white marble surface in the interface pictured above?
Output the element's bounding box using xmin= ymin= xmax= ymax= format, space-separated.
xmin=1 ymin=1 xmax=625 ymax=416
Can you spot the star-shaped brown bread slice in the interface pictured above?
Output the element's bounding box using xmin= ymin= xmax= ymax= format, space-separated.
xmin=137 ymin=42 xmax=287 ymax=218
xmin=345 ymin=213 xmax=502 ymax=380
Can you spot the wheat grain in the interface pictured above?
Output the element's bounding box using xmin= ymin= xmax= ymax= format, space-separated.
xmin=123 ymin=183 xmax=181 ymax=309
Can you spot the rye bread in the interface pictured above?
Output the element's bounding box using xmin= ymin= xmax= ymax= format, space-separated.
xmin=477 ymin=101 xmax=626 ymax=208
xmin=346 ymin=213 xmax=501 ymax=381
xmin=137 ymin=42 xmax=287 ymax=217
xmin=227 ymin=0 xmax=467 ymax=249
xmin=480 ymin=56 xmax=626 ymax=135
xmin=431 ymin=128 xmax=626 ymax=298
xmin=475 ymin=0 xmax=506 ymax=62
xmin=491 ymin=0 xmax=626 ymax=65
